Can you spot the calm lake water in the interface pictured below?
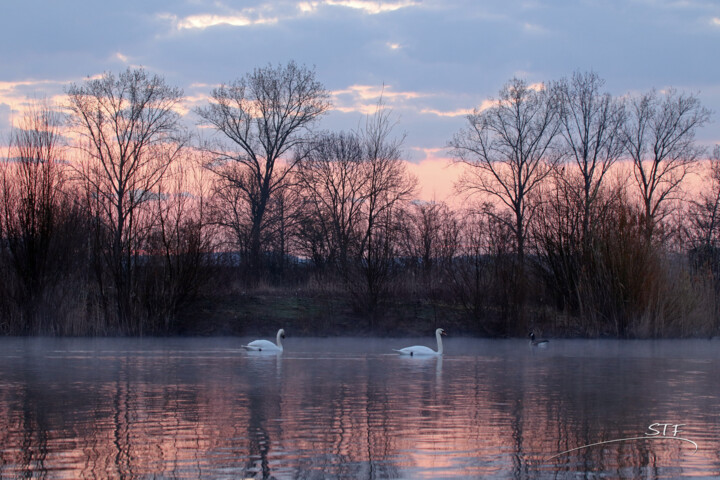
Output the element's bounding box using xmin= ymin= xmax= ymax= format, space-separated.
xmin=0 ymin=336 xmax=719 ymax=479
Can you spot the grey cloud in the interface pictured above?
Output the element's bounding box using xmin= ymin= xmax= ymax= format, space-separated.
xmin=1 ymin=0 xmax=719 ymax=151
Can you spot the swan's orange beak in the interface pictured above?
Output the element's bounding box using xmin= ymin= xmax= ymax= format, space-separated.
xmin=441 ymin=330 xmax=447 ymax=336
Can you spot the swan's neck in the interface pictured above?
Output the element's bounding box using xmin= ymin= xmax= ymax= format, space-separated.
xmin=276 ymin=331 xmax=284 ymax=349
xmin=436 ymin=330 xmax=443 ymax=355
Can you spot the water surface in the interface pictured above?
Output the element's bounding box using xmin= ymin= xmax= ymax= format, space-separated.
xmin=1 ymin=336 xmax=719 ymax=479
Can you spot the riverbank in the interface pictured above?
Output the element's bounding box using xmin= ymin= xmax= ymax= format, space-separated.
xmin=169 ymin=289 xmax=684 ymax=339
xmin=173 ymin=290 xmax=478 ymax=338
xmin=3 ymin=268 xmax=718 ymax=338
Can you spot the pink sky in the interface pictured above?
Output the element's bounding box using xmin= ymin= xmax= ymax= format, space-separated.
xmin=405 ymin=153 xmax=464 ymax=205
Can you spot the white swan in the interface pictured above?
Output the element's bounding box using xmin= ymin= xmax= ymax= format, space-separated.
xmin=242 ymin=329 xmax=285 ymax=352
xmin=394 ymin=328 xmax=446 ymax=356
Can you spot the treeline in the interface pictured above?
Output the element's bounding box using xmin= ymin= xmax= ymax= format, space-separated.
xmin=0 ymin=65 xmax=718 ymax=337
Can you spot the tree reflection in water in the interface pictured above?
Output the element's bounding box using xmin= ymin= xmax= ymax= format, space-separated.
xmin=0 ymin=337 xmax=718 ymax=479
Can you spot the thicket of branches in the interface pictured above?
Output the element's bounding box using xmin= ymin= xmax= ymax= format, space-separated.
xmin=0 ymin=66 xmax=718 ymax=337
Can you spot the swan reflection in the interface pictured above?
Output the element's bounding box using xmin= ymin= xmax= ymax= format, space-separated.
xmin=0 ymin=337 xmax=718 ymax=479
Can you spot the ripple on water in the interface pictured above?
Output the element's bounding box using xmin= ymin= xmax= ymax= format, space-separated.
xmin=1 ymin=337 xmax=719 ymax=479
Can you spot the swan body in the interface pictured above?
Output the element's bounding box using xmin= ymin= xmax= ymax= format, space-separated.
xmin=395 ymin=328 xmax=446 ymax=356
xmin=529 ymin=332 xmax=549 ymax=347
xmin=243 ymin=329 xmax=285 ymax=352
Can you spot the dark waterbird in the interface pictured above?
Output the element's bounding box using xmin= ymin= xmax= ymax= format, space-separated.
xmin=529 ymin=332 xmax=549 ymax=347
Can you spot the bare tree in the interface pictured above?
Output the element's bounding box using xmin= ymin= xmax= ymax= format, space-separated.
xmin=264 ymin=180 xmax=305 ymax=277
xmin=449 ymin=77 xmax=561 ymax=265
xmin=0 ymin=100 xmax=69 ymax=332
xmin=553 ymin=71 xmax=625 ymax=245
xmin=67 ymin=67 xmax=186 ymax=332
xmin=143 ymin=149 xmax=214 ymax=332
xmin=196 ymin=61 xmax=330 ymax=280
xmin=356 ymin=102 xmax=416 ymax=315
xmin=398 ymin=200 xmax=459 ymax=276
xmin=397 ymin=200 xmax=461 ymax=315
xmin=623 ymin=88 xmax=710 ymax=241
xmin=208 ymin=163 xmax=253 ymax=257
xmin=685 ymin=146 xmax=720 ymax=249
xmin=447 ymin=206 xmax=516 ymax=334
xmin=681 ymin=146 xmax=720 ymax=325
xmin=295 ymin=131 xmax=367 ymax=272
xmin=294 ymin=99 xmax=415 ymax=315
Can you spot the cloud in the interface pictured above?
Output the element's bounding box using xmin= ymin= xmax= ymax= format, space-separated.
xmin=300 ymin=0 xmax=421 ymax=15
xmin=333 ymin=84 xmax=426 ymax=101
xmin=0 ymin=80 xmax=67 ymax=116
xmin=0 ymin=103 xmax=10 ymax=142
xmin=410 ymin=146 xmax=446 ymax=160
xmin=324 ymin=0 xmax=420 ymax=14
xmin=333 ymin=104 xmax=385 ymax=115
xmin=0 ymin=80 xmax=56 ymax=91
xmin=0 ymin=80 xmax=67 ymax=139
xmin=160 ymin=4 xmax=282 ymax=32
xmin=174 ymin=13 xmax=278 ymax=30
xmin=331 ymin=84 xmax=429 ymax=114
xmin=632 ymin=0 xmax=717 ymax=9
xmin=522 ymin=22 xmax=548 ymax=34
xmin=298 ymin=2 xmax=320 ymax=13
xmin=189 ymin=82 xmax=222 ymax=90
xmin=176 ymin=85 xmax=223 ymax=116
xmin=162 ymin=0 xmax=419 ymax=33
xmin=419 ymin=107 xmax=474 ymax=117
xmin=712 ymin=17 xmax=720 ymax=26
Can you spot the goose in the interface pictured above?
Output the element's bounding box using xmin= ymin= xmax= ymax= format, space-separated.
xmin=529 ymin=332 xmax=549 ymax=347
xmin=394 ymin=328 xmax=446 ymax=356
xmin=242 ymin=329 xmax=285 ymax=352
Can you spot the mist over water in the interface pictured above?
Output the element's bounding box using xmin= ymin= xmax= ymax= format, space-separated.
xmin=1 ymin=337 xmax=719 ymax=479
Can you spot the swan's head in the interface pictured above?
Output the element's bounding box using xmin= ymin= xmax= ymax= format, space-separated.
xmin=528 ymin=332 xmax=535 ymax=341
xmin=278 ymin=329 xmax=286 ymax=339
xmin=436 ymin=328 xmax=447 ymax=336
